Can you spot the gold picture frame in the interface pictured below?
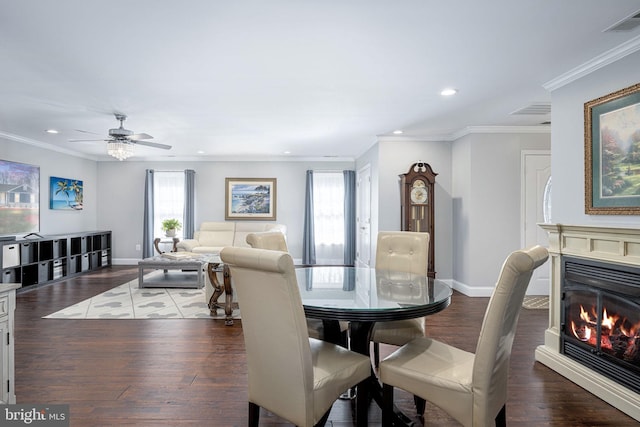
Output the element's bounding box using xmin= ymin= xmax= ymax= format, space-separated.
xmin=225 ymin=178 xmax=277 ymax=220
xmin=585 ymin=82 xmax=640 ymax=215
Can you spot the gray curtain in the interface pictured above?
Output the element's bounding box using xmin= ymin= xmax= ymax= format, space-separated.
xmin=142 ymin=169 xmax=155 ymax=258
xmin=343 ymin=170 xmax=356 ymax=266
xmin=302 ymin=170 xmax=316 ymax=265
xmin=184 ymin=169 xmax=196 ymax=239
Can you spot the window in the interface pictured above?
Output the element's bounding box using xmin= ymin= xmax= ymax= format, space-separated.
xmin=313 ymin=172 xmax=345 ymax=264
xmin=153 ymin=171 xmax=185 ymax=238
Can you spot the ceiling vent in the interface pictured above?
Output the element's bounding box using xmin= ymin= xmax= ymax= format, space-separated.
xmin=510 ymin=103 xmax=551 ymax=116
xmin=604 ymin=10 xmax=640 ymax=32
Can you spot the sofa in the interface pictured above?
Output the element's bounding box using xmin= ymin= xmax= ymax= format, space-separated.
xmin=176 ymin=221 xmax=287 ymax=254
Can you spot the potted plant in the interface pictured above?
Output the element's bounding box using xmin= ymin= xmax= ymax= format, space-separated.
xmin=161 ymin=218 xmax=182 ymax=237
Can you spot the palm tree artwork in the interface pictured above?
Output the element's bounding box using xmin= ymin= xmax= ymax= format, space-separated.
xmin=50 ymin=176 xmax=84 ymax=210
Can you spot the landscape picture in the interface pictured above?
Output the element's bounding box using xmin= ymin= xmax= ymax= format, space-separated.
xmin=50 ymin=176 xmax=83 ymax=210
xmin=599 ymin=102 xmax=640 ymax=198
xmin=225 ymin=178 xmax=276 ymax=220
xmin=0 ymin=159 xmax=40 ymax=235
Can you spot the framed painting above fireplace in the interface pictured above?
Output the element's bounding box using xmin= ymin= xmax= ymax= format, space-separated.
xmin=585 ymin=82 xmax=640 ymax=214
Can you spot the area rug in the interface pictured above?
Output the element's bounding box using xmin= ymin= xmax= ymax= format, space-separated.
xmin=43 ymin=273 xmax=240 ymax=320
xmin=522 ymin=295 xmax=549 ymax=310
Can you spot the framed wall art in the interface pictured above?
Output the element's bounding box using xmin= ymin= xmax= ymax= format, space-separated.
xmin=50 ymin=176 xmax=83 ymax=210
xmin=585 ymin=82 xmax=640 ymax=215
xmin=0 ymin=159 xmax=40 ymax=235
xmin=225 ymin=178 xmax=276 ymax=220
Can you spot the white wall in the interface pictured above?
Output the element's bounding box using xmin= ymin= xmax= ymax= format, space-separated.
xmin=551 ymin=50 xmax=640 ymax=226
xmin=2 ymin=139 xmax=98 ymax=235
xmin=451 ymin=132 xmax=550 ymax=295
xmin=97 ymin=160 xmax=354 ymax=262
xmin=375 ymin=138 xmax=454 ymax=279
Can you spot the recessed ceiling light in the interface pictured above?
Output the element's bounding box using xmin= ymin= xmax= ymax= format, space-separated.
xmin=197 ymin=150 xmax=205 ymax=154
xmin=393 ymin=130 xmax=403 ymax=135
xmin=283 ymin=151 xmax=291 ymax=154
xmin=440 ymin=88 xmax=458 ymax=96
xmin=45 ymin=129 xmax=59 ymax=134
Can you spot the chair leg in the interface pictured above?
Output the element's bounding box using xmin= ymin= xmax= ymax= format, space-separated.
xmin=314 ymin=407 xmax=332 ymax=427
xmin=382 ymin=383 xmax=394 ymax=426
xmin=495 ymin=404 xmax=506 ymax=427
xmin=248 ymin=402 xmax=260 ymax=427
xmin=414 ymin=395 xmax=426 ymax=417
xmin=373 ymin=342 xmax=380 ymax=367
xmin=355 ymin=379 xmax=369 ymax=427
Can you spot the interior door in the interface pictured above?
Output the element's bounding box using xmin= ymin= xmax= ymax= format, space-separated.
xmin=355 ymin=165 xmax=371 ymax=268
xmin=522 ymin=151 xmax=551 ymax=295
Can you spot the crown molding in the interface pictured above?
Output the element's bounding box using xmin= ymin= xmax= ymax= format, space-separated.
xmin=378 ymin=125 xmax=551 ymax=144
xmin=0 ymin=131 xmax=99 ymax=161
xmin=544 ymin=34 xmax=640 ymax=92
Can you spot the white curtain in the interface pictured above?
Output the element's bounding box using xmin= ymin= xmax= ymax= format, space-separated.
xmin=153 ymin=171 xmax=185 ymax=238
xmin=313 ymin=172 xmax=344 ymax=264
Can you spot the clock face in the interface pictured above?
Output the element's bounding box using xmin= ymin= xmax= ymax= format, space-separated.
xmin=410 ymin=186 xmax=428 ymax=204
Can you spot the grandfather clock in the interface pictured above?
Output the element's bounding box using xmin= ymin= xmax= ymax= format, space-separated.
xmin=400 ymin=162 xmax=437 ymax=278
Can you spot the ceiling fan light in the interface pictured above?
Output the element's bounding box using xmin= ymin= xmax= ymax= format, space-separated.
xmin=107 ymin=141 xmax=134 ymax=161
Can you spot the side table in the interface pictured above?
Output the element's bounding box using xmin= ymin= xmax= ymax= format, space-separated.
xmin=154 ymin=237 xmax=180 ymax=254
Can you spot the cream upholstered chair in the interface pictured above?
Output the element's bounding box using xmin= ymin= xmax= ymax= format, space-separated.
xmin=245 ymin=231 xmax=328 ymax=341
xmin=220 ymin=247 xmax=371 ymax=427
xmin=379 ymin=245 xmax=549 ymax=427
xmin=371 ymin=231 xmax=430 ymax=366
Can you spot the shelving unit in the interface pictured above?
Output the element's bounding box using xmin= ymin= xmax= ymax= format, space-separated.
xmin=0 ymin=231 xmax=112 ymax=291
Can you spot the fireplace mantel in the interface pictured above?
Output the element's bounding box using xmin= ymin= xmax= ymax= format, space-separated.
xmin=537 ymin=223 xmax=640 ymax=421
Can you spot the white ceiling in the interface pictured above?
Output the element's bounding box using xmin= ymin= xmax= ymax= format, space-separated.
xmin=2 ymin=1 xmax=640 ymax=161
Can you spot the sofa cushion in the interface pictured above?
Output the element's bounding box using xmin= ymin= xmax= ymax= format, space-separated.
xmin=197 ymin=222 xmax=235 ymax=247
xmin=233 ymin=222 xmax=286 ymax=247
xmin=176 ymin=221 xmax=287 ymax=254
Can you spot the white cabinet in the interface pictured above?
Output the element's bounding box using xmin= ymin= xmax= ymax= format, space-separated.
xmin=0 ymin=284 xmax=19 ymax=404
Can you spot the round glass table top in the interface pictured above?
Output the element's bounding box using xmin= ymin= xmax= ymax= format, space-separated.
xmin=295 ymin=266 xmax=452 ymax=322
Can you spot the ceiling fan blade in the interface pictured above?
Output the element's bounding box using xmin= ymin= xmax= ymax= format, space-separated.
xmin=73 ymin=129 xmax=102 ymax=135
xmin=133 ymin=140 xmax=172 ymax=150
xmin=128 ymin=133 xmax=153 ymax=141
xmin=69 ymin=138 xmax=108 ymax=142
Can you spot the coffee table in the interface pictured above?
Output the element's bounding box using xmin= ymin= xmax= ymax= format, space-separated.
xmin=138 ymin=253 xmax=237 ymax=325
xmin=138 ymin=255 xmax=204 ymax=289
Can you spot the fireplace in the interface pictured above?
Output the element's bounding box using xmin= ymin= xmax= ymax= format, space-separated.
xmin=561 ymin=256 xmax=640 ymax=394
xmin=536 ymin=224 xmax=640 ymax=421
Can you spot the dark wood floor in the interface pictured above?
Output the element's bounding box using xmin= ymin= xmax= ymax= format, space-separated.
xmin=13 ymin=266 xmax=639 ymax=426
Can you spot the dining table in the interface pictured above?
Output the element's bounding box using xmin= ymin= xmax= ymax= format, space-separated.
xmin=295 ymin=265 xmax=453 ymax=425
xmin=295 ymin=266 xmax=452 ymax=355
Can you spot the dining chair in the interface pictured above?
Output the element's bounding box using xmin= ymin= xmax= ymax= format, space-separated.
xmin=379 ymin=245 xmax=549 ymax=427
xmin=220 ymin=247 xmax=371 ymax=427
xmin=371 ymin=231 xmax=430 ymax=366
xmin=245 ymin=231 xmax=338 ymax=342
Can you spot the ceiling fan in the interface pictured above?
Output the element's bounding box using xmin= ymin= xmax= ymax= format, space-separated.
xmin=70 ymin=113 xmax=171 ymax=159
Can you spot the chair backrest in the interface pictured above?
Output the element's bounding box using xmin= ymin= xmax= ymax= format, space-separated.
xmin=220 ymin=247 xmax=313 ymax=426
xmin=375 ymin=231 xmax=429 ymax=275
xmin=472 ymin=245 xmax=549 ymax=425
xmin=246 ymin=231 xmax=289 ymax=252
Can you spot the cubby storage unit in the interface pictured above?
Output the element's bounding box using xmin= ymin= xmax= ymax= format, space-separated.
xmin=0 ymin=231 xmax=112 ymax=291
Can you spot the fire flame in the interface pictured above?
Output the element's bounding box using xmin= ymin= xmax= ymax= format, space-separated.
xmin=569 ymin=303 xmax=640 ymax=355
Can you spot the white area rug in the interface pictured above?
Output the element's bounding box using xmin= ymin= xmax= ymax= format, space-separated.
xmin=43 ymin=274 xmax=240 ymax=320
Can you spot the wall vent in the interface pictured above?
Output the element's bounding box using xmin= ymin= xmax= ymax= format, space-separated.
xmin=510 ymin=103 xmax=551 ymax=115
xmin=604 ymin=10 xmax=640 ymax=32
